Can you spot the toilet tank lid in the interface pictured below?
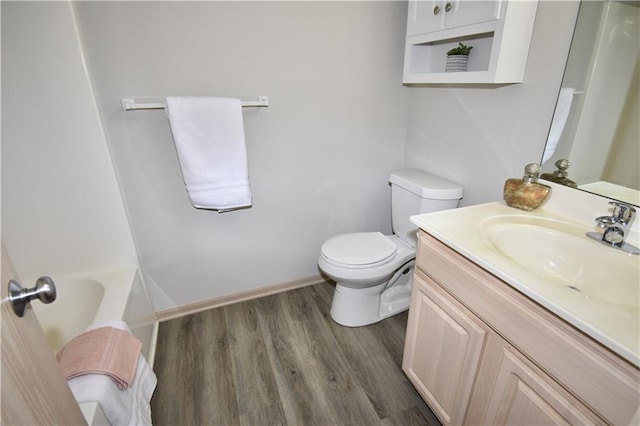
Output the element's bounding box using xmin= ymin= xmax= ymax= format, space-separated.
xmin=390 ymin=169 xmax=463 ymax=200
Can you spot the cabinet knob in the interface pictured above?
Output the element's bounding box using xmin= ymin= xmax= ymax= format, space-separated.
xmin=445 ymin=2 xmax=453 ymax=12
xmin=433 ymin=5 xmax=441 ymax=15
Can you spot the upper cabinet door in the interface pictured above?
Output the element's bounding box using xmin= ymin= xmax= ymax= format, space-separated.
xmin=406 ymin=0 xmax=501 ymax=37
xmin=407 ymin=1 xmax=446 ymax=36
xmin=445 ymin=0 xmax=501 ymax=30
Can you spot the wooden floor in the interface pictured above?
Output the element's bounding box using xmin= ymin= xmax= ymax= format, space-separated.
xmin=151 ymin=283 xmax=440 ymax=426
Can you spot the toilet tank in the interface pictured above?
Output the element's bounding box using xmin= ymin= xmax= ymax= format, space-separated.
xmin=389 ymin=169 xmax=463 ymax=248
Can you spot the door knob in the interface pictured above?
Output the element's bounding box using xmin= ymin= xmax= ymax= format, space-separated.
xmin=8 ymin=276 xmax=57 ymax=317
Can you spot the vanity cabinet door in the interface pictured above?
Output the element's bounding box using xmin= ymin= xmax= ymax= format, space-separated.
xmin=482 ymin=344 xmax=604 ymax=425
xmin=403 ymin=271 xmax=488 ymax=426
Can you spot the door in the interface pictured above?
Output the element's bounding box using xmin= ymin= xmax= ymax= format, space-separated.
xmin=445 ymin=0 xmax=501 ymax=30
xmin=406 ymin=0 xmax=501 ymax=37
xmin=406 ymin=0 xmax=447 ymax=36
xmin=402 ymin=272 xmax=488 ymax=426
xmin=481 ymin=344 xmax=603 ymax=425
xmin=1 ymin=243 xmax=86 ymax=425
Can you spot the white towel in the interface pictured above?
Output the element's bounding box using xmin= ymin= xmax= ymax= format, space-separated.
xmin=66 ymin=321 xmax=157 ymax=426
xmin=165 ymin=96 xmax=252 ymax=211
xmin=543 ymin=87 xmax=575 ymax=164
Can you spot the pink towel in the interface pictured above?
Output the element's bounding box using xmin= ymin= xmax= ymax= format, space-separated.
xmin=57 ymin=326 xmax=142 ymax=390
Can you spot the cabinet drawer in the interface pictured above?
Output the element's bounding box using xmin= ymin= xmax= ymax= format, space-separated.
xmin=415 ymin=231 xmax=640 ymax=424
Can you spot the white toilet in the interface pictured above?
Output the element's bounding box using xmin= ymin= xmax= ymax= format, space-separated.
xmin=318 ymin=169 xmax=463 ymax=327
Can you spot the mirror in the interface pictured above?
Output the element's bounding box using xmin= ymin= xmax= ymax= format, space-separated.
xmin=541 ymin=0 xmax=639 ymax=206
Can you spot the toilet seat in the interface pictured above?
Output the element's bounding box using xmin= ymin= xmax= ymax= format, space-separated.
xmin=321 ymin=232 xmax=398 ymax=269
xmin=318 ymin=233 xmax=416 ymax=288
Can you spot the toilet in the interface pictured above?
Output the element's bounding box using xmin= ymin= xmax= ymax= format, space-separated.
xmin=318 ymin=169 xmax=463 ymax=327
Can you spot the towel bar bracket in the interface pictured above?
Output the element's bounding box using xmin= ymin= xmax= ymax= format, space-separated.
xmin=121 ymin=96 xmax=269 ymax=111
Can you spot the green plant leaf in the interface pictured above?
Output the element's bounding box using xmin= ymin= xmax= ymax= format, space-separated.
xmin=446 ymin=42 xmax=473 ymax=56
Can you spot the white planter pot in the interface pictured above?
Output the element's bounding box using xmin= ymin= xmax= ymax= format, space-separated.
xmin=445 ymin=55 xmax=469 ymax=72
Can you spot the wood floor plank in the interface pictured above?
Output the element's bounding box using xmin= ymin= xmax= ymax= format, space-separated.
xmin=367 ymin=310 xmax=411 ymax=368
xmin=253 ymin=292 xmax=334 ymax=425
xmin=380 ymin=405 xmax=441 ymax=426
xmin=255 ymin=288 xmax=382 ymax=425
xmin=152 ymin=309 xmax=239 ymax=425
xmin=309 ymin=283 xmax=428 ymax=420
xmin=239 ymin=403 xmax=287 ymax=426
xmin=224 ymin=300 xmax=286 ymax=424
xmin=151 ymin=314 xmax=194 ymax=424
xmin=151 ymin=283 xmax=440 ymax=426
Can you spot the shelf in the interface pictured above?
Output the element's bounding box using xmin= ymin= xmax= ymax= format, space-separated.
xmin=405 ymin=32 xmax=494 ymax=77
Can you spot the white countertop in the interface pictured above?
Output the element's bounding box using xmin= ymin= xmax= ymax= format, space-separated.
xmin=411 ymin=197 xmax=640 ymax=367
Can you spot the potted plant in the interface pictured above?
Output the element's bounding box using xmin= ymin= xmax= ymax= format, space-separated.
xmin=445 ymin=42 xmax=473 ymax=72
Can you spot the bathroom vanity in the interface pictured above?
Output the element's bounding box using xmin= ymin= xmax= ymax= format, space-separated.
xmin=403 ymin=196 xmax=640 ymax=425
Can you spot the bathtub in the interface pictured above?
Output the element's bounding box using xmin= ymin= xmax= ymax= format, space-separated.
xmin=31 ymin=266 xmax=158 ymax=425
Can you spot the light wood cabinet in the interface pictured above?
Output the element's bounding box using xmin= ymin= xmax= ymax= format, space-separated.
xmin=482 ymin=344 xmax=602 ymax=425
xmin=403 ymin=0 xmax=538 ymax=84
xmin=403 ymin=272 xmax=488 ymax=425
xmin=403 ymin=230 xmax=640 ymax=425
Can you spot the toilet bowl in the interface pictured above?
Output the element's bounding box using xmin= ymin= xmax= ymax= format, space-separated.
xmin=319 ymin=233 xmax=416 ymax=326
xmin=318 ymin=168 xmax=463 ymax=327
xmin=318 ymin=233 xmax=414 ymax=287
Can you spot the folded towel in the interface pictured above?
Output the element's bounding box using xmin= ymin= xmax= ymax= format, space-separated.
xmin=57 ymin=325 xmax=142 ymax=390
xmin=66 ymin=321 xmax=157 ymax=426
xmin=68 ymin=355 xmax=156 ymax=426
xmin=543 ymin=87 xmax=575 ymax=164
xmin=165 ymin=96 xmax=252 ymax=211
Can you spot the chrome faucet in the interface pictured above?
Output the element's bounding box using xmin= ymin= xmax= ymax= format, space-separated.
xmin=586 ymin=201 xmax=640 ymax=255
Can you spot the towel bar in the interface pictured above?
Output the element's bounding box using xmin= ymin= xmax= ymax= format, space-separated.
xmin=121 ymin=96 xmax=269 ymax=111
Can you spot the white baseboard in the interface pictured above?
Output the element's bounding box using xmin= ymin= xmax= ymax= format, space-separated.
xmin=156 ymin=275 xmax=328 ymax=322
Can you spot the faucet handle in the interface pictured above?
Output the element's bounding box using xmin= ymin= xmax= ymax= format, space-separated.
xmin=588 ymin=201 xmax=640 ymax=254
xmin=609 ymin=201 xmax=636 ymax=223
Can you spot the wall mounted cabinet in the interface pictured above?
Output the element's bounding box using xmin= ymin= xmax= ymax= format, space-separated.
xmin=403 ymin=231 xmax=640 ymax=425
xmin=403 ymin=0 xmax=538 ymax=84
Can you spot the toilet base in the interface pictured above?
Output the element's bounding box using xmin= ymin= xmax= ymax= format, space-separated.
xmin=330 ymin=261 xmax=415 ymax=327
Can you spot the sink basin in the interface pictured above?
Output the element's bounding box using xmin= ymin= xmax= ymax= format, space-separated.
xmin=480 ymin=215 xmax=640 ymax=309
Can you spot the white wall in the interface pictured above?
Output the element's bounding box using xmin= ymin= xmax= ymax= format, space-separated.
xmin=72 ymin=1 xmax=410 ymax=309
xmin=1 ymin=2 xmax=139 ymax=278
xmin=2 ymin=1 xmax=581 ymax=313
xmin=403 ymin=1 xmax=580 ymax=207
